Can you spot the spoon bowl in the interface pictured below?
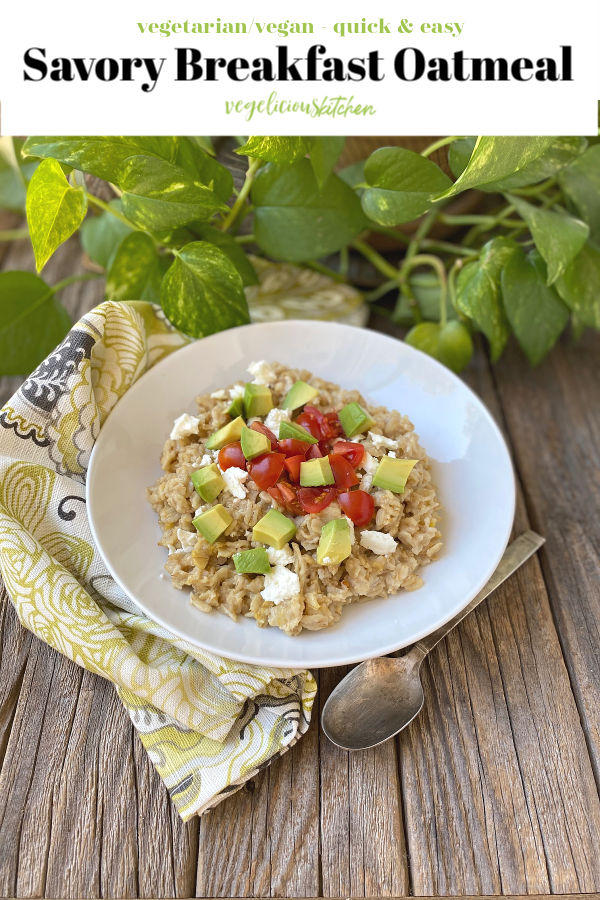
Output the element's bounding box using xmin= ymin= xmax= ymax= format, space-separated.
xmin=321 ymin=654 xmax=425 ymax=750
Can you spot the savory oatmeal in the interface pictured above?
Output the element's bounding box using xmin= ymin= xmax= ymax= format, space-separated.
xmin=147 ymin=361 xmax=442 ymax=635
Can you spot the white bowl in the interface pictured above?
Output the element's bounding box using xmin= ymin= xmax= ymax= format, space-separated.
xmin=87 ymin=320 xmax=515 ymax=669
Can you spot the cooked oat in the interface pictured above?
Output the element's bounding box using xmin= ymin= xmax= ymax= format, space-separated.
xmin=147 ymin=363 xmax=442 ymax=635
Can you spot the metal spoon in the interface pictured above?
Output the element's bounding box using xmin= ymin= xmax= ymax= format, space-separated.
xmin=321 ymin=530 xmax=545 ymax=751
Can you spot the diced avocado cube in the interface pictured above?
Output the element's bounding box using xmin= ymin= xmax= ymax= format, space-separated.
xmin=300 ymin=456 xmax=335 ymax=487
xmin=317 ymin=518 xmax=352 ymax=566
xmin=233 ymin=548 xmax=272 ymax=575
xmin=192 ymin=504 xmax=233 ymax=543
xmin=205 ymin=416 xmax=245 ymax=450
xmin=372 ymin=457 xmax=417 ymax=493
xmin=244 ymin=383 xmax=273 ymax=418
xmin=240 ymin=425 xmax=270 ymax=460
xmin=338 ymin=402 xmax=375 ymax=438
xmin=282 ymin=380 xmax=319 ymax=411
xmin=278 ymin=420 xmax=318 ymax=444
xmin=227 ymin=396 xmax=244 ymax=419
xmin=252 ymin=508 xmax=296 ymax=549
xmin=190 ymin=464 xmax=225 ymax=503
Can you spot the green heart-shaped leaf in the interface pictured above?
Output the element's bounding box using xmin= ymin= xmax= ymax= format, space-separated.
xmin=437 ymin=137 xmax=554 ymax=199
xmin=558 ymin=144 xmax=600 ymax=244
xmin=405 ymin=320 xmax=473 ymax=373
xmin=120 ymin=156 xmax=227 ymax=232
xmin=508 ymin=195 xmax=588 ymax=285
xmin=501 ymin=249 xmax=569 ymax=365
xmin=106 ymin=232 xmax=165 ymax=303
xmin=0 ymin=271 xmax=71 ymax=375
xmin=362 ymin=147 xmax=452 ymax=225
xmin=252 ymin=160 xmax=366 ymax=261
xmin=160 ymin=242 xmax=249 ymax=337
xmin=236 ymin=136 xmax=309 ymax=164
xmin=555 ymin=242 xmax=600 ymax=329
xmin=79 ymin=201 xmax=132 ymax=269
xmin=193 ymin=225 xmax=258 ymax=286
xmin=23 ymin=136 xmax=180 ymax=184
xmin=454 ymin=237 xmax=519 ymax=360
xmin=308 ymin=137 xmax=346 ymax=188
xmin=26 ymin=158 xmax=87 ymax=272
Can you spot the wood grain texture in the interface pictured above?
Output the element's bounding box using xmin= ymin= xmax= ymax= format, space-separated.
xmin=394 ymin=340 xmax=600 ymax=897
xmin=1 ymin=239 xmax=600 ymax=897
xmin=492 ymin=337 xmax=600 ymax=782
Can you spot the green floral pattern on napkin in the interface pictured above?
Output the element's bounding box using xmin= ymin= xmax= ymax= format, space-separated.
xmin=0 ymin=300 xmax=316 ymax=820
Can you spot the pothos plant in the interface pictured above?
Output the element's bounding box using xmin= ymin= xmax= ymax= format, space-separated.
xmin=0 ymin=132 xmax=599 ymax=376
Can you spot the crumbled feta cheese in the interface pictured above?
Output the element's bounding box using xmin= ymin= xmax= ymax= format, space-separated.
xmin=261 ymin=565 xmax=301 ymax=605
xmin=248 ymin=360 xmax=276 ymax=385
xmin=177 ymin=528 xmax=197 ymax=551
xmin=360 ymin=452 xmax=378 ymax=491
xmin=344 ymin=516 xmax=356 ymax=545
xmin=210 ymin=389 xmax=226 ymax=399
xmin=229 ymin=384 xmax=245 ymax=400
xmin=170 ymin=413 xmax=201 ymax=440
xmin=368 ymin=431 xmax=399 ymax=450
xmin=387 ymin=451 xmax=397 ymax=458
xmin=266 ymin=545 xmax=294 ymax=567
xmin=361 ymin=451 xmax=378 ymax=474
xmin=359 ymin=530 xmax=397 ymax=555
xmin=195 ymin=454 xmax=212 ymax=467
xmin=264 ymin=407 xmax=291 ymax=437
xmin=220 ymin=465 xmax=248 ymax=499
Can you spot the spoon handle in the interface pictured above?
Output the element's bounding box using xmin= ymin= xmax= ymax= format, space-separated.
xmin=411 ymin=530 xmax=545 ymax=659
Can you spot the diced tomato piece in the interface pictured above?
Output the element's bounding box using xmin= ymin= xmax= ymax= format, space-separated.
xmin=278 ymin=438 xmax=311 ymax=458
xmin=338 ymin=490 xmax=375 ymax=526
xmin=295 ymin=411 xmax=321 ymax=439
xmin=218 ymin=441 xmax=247 ymax=471
xmin=324 ymin=411 xmax=343 ymax=439
xmin=268 ymin=482 xmax=301 ymax=514
xmin=297 ymin=486 xmax=337 ymax=515
xmin=329 ymin=454 xmax=359 ymax=489
xmin=248 ymin=452 xmax=285 ymax=490
xmin=306 ymin=443 xmax=323 ymax=459
xmin=299 ymin=405 xmax=343 ymax=441
xmin=284 ymin=455 xmax=304 ymax=483
xmin=250 ymin=421 xmax=278 ymax=450
xmin=331 ymin=440 xmax=366 ymax=468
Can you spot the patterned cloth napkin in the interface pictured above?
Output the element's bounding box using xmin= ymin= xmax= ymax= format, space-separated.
xmin=0 ymin=300 xmax=316 ymax=820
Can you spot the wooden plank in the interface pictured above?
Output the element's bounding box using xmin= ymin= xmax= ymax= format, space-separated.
xmin=196 ymin=712 xmax=320 ymax=897
xmin=493 ymin=334 xmax=600 ymax=781
xmin=398 ymin=342 xmax=600 ymax=895
xmin=0 ymin=597 xmax=199 ymax=898
xmin=319 ymin=668 xmax=409 ymax=898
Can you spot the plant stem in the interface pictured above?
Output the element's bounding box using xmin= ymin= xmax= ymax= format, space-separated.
xmin=87 ymin=193 xmax=133 ymax=228
xmin=351 ymin=238 xmax=400 ymax=281
xmin=52 ymin=272 xmax=102 ymax=294
xmin=0 ymin=227 xmax=29 ymax=242
xmin=403 ymin=254 xmax=449 ymax=327
xmin=221 ymin=158 xmax=261 ymax=232
xmin=304 ymin=260 xmax=347 ymax=283
xmin=234 ymin=233 xmax=256 ymax=244
xmin=421 ymin=136 xmax=460 ymax=158
xmin=364 ymin=279 xmax=398 ymax=303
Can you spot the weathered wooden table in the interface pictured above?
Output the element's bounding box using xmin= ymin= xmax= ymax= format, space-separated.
xmin=1 ymin=230 xmax=599 ymax=899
